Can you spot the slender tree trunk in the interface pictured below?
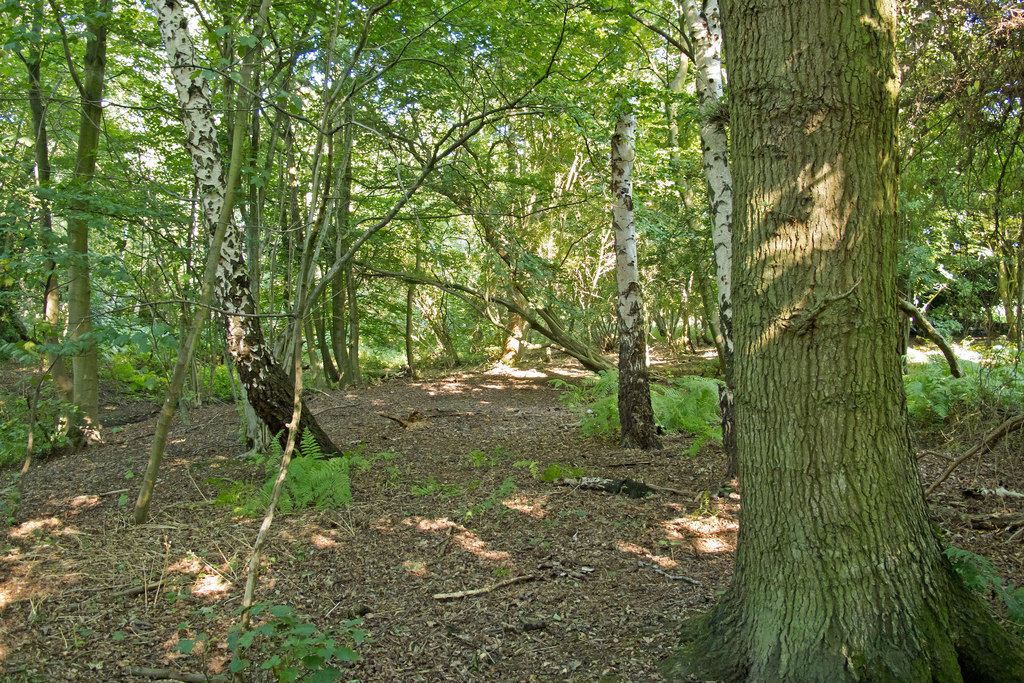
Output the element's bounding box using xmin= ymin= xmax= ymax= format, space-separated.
xmin=610 ymin=112 xmax=661 ymax=451
xmin=65 ymin=0 xmax=110 ymax=434
xmin=315 ymin=298 xmax=340 ymax=384
xmin=344 ymin=263 xmax=362 ymax=386
xmin=150 ymin=0 xmax=340 ymax=457
xmin=25 ymin=25 xmax=72 ymax=402
xmin=663 ymin=1 xmax=1024 ymax=679
xmin=405 ymin=248 xmax=420 ymax=379
xmin=683 ymin=0 xmax=736 ymax=475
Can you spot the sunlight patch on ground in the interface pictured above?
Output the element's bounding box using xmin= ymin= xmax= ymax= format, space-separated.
xmin=167 ymin=556 xmax=203 ymax=574
xmin=9 ymin=517 xmax=75 ymax=539
xmin=402 ymin=560 xmax=429 ymax=577
xmin=613 ymin=540 xmax=680 ymax=568
xmin=192 ymin=573 xmax=231 ymax=597
xmin=403 ymin=516 xmax=511 ymax=561
xmin=662 ymin=516 xmax=738 ymax=554
xmin=311 ymin=532 xmax=340 ymax=548
xmin=906 ymin=344 xmax=982 ymax=364
xmin=485 ymin=366 xmax=549 ymax=379
xmin=502 ymin=494 xmax=547 ymax=519
xmin=69 ymin=495 xmax=102 ymax=511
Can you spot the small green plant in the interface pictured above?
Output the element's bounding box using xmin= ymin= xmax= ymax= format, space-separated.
xmin=0 ymin=476 xmax=20 ymax=529
xmin=224 ymin=603 xmax=365 ymax=682
xmin=464 ymin=446 xmax=513 ymax=469
xmin=409 ymin=478 xmax=462 ymax=497
xmin=0 ymin=365 xmax=76 ymax=468
xmin=461 ymin=477 xmax=517 ymax=518
xmin=512 ymin=460 xmax=540 ymax=479
xmin=946 ymin=546 xmax=1024 ymax=626
xmin=539 ymin=463 xmax=585 ymax=482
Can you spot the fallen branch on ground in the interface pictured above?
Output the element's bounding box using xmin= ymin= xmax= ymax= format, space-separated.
xmin=965 ymin=512 xmax=1024 ymax=530
xmin=926 ymin=413 xmax=1024 ymax=496
xmin=963 ymin=487 xmax=1024 ymax=500
xmin=637 ymin=561 xmax=700 ymax=585
xmin=433 ymin=574 xmax=536 ymax=600
xmin=128 ymin=667 xmax=227 ymax=682
xmin=555 ymin=476 xmax=687 ymax=498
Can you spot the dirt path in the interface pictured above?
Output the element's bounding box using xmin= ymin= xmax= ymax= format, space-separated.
xmin=1 ymin=352 xmax=1021 ymax=681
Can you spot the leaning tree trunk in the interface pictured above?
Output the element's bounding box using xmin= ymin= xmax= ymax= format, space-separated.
xmin=683 ymin=0 xmax=736 ymax=476
xmin=152 ymin=0 xmax=340 ymax=456
xmin=610 ymin=112 xmax=661 ymax=451
xmin=662 ymin=0 xmax=1024 ymax=680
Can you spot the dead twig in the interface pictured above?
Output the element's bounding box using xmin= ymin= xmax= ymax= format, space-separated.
xmin=926 ymin=413 xmax=1024 ymax=496
xmin=128 ymin=667 xmax=227 ymax=682
xmin=433 ymin=574 xmax=536 ymax=601
xmin=637 ymin=561 xmax=700 ymax=585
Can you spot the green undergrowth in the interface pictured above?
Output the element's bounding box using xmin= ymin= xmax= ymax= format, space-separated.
xmin=210 ymin=431 xmax=369 ymax=516
xmin=904 ymin=352 xmax=1024 ymax=423
xmin=946 ymin=546 xmax=1024 ymax=629
xmin=176 ymin=602 xmax=366 ymax=682
xmin=552 ymin=370 xmax=723 ymax=455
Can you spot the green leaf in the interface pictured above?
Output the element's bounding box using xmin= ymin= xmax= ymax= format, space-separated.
xmin=229 ymin=657 xmax=249 ymax=672
xmin=307 ymin=668 xmax=342 ymax=683
xmin=174 ymin=639 xmax=197 ymax=654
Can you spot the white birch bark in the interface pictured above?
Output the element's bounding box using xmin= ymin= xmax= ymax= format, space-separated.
xmin=683 ymin=0 xmax=736 ymax=470
xmin=683 ymin=0 xmax=733 ymax=353
xmin=611 ymin=112 xmax=661 ymax=450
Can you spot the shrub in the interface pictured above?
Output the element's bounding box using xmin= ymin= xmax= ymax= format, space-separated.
xmin=553 ymin=371 xmax=723 ymax=454
xmin=904 ymin=356 xmax=1024 ymax=423
xmin=213 ymin=430 xmax=357 ymax=516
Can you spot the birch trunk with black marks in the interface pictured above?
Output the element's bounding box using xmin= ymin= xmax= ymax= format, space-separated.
xmin=683 ymin=0 xmax=736 ymax=474
xmin=662 ymin=0 xmax=1024 ymax=679
xmin=610 ymin=113 xmax=661 ymax=451
xmin=151 ymin=0 xmax=339 ymax=456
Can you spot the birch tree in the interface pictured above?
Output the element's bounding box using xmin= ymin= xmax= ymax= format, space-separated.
xmin=610 ymin=111 xmax=661 ymax=450
xmin=149 ymin=0 xmax=339 ymax=456
xmin=682 ymin=0 xmax=736 ymax=472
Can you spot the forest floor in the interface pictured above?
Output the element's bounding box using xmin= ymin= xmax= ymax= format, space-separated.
xmin=1 ymin=346 xmax=1023 ymax=682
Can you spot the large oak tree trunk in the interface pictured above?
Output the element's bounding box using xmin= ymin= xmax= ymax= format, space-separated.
xmin=610 ymin=112 xmax=661 ymax=450
xmin=662 ymin=0 xmax=1024 ymax=680
xmin=153 ymin=0 xmax=340 ymax=456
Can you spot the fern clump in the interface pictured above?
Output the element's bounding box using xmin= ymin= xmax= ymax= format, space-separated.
xmin=904 ymin=356 xmax=1024 ymax=422
xmin=946 ymin=546 xmax=1024 ymax=627
xmin=553 ymin=371 xmax=723 ymax=454
xmin=219 ymin=430 xmax=356 ymax=516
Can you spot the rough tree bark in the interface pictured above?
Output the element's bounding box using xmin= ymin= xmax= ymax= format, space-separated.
xmin=152 ymin=0 xmax=340 ymax=456
xmin=610 ymin=112 xmax=661 ymax=450
xmin=662 ymin=0 xmax=1024 ymax=679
